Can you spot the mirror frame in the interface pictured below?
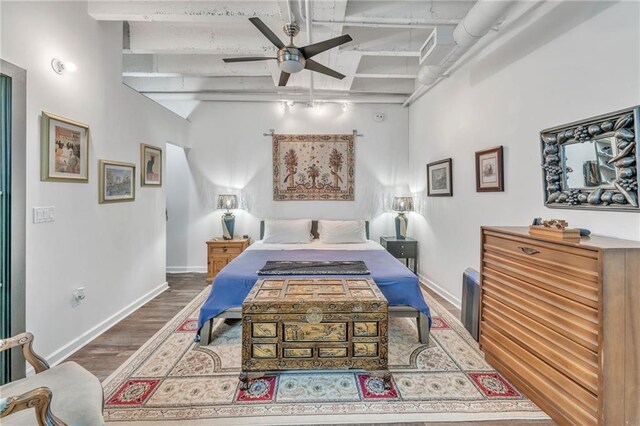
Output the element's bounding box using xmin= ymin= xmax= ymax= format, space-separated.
xmin=540 ymin=106 xmax=639 ymax=212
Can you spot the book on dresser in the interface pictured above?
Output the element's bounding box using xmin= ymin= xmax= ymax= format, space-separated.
xmin=479 ymin=226 xmax=639 ymax=426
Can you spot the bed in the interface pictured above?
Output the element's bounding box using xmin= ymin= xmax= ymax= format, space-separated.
xmin=196 ymin=220 xmax=431 ymax=345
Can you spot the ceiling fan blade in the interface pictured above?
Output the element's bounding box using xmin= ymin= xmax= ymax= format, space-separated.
xmin=278 ymin=71 xmax=291 ymax=87
xmin=305 ymin=59 xmax=346 ymax=80
xmin=300 ymin=34 xmax=353 ymax=59
xmin=249 ymin=17 xmax=285 ymax=49
xmin=223 ymin=57 xmax=276 ymax=63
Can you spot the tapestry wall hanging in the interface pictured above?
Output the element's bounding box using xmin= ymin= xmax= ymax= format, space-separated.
xmin=273 ymin=134 xmax=355 ymax=201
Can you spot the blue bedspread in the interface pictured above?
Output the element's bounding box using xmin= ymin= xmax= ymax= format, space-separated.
xmin=196 ymin=249 xmax=431 ymax=339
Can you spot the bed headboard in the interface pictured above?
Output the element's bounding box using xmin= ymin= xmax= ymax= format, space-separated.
xmin=260 ymin=220 xmax=370 ymax=240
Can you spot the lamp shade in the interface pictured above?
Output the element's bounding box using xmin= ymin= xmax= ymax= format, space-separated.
xmin=392 ymin=196 xmax=413 ymax=212
xmin=217 ymin=194 xmax=238 ymax=210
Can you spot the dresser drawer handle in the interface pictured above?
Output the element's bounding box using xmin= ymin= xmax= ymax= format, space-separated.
xmin=222 ymin=247 xmax=228 ymax=253
xmin=518 ymin=246 xmax=540 ymax=255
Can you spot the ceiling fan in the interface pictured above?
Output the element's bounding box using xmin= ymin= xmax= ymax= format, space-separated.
xmin=223 ymin=17 xmax=353 ymax=87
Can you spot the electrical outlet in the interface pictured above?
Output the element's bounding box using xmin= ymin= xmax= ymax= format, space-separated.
xmin=72 ymin=287 xmax=86 ymax=306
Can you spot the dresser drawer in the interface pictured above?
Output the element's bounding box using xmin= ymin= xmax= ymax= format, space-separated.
xmin=209 ymin=245 xmax=243 ymax=255
xmin=482 ymin=270 xmax=599 ymax=352
xmin=483 ymin=232 xmax=599 ymax=282
xmin=481 ymin=325 xmax=598 ymax=426
xmin=385 ymin=242 xmax=416 ymax=258
xmin=483 ymin=250 xmax=599 ymax=308
xmin=482 ymin=295 xmax=598 ymax=394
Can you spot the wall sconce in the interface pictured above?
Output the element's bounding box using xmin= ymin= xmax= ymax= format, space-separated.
xmin=51 ymin=58 xmax=77 ymax=74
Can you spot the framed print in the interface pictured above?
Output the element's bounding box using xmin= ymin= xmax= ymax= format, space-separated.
xmin=140 ymin=143 xmax=162 ymax=186
xmin=99 ymin=160 xmax=135 ymax=203
xmin=475 ymin=146 xmax=504 ymax=192
xmin=41 ymin=111 xmax=89 ymax=182
xmin=427 ymin=158 xmax=453 ymax=196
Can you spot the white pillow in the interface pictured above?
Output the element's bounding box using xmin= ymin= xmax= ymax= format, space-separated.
xmin=262 ymin=219 xmax=313 ymax=244
xmin=318 ymin=220 xmax=367 ymax=244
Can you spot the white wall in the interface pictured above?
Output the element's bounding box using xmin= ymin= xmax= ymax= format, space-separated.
xmin=1 ymin=2 xmax=188 ymax=364
xmin=408 ymin=1 xmax=640 ymax=307
xmin=166 ymin=102 xmax=408 ymax=271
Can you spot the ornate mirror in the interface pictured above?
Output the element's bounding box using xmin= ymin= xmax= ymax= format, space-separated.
xmin=540 ymin=106 xmax=639 ymax=211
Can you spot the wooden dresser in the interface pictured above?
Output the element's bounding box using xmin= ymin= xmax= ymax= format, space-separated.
xmin=206 ymin=237 xmax=250 ymax=281
xmin=480 ymin=226 xmax=639 ymax=426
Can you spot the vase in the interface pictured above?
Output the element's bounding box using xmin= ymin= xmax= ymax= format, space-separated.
xmin=222 ymin=212 xmax=235 ymax=240
xmin=395 ymin=212 xmax=408 ymax=240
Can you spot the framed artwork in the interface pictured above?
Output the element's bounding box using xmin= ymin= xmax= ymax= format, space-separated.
xmin=99 ymin=160 xmax=135 ymax=203
xmin=427 ymin=158 xmax=453 ymax=196
xmin=41 ymin=111 xmax=89 ymax=182
xmin=475 ymin=146 xmax=504 ymax=192
xmin=272 ymin=134 xmax=355 ymax=201
xmin=140 ymin=143 xmax=162 ymax=186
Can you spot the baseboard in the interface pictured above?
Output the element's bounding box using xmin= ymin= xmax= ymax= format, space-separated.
xmin=27 ymin=281 xmax=169 ymax=376
xmin=166 ymin=266 xmax=207 ymax=273
xmin=418 ymin=273 xmax=462 ymax=310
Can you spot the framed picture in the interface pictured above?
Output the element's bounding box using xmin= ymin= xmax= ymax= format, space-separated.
xmin=140 ymin=143 xmax=162 ymax=186
xmin=475 ymin=146 xmax=504 ymax=192
xmin=99 ymin=160 xmax=135 ymax=203
xmin=41 ymin=111 xmax=89 ymax=182
xmin=427 ymin=158 xmax=453 ymax=196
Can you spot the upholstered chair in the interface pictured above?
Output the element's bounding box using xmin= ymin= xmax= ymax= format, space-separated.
xmin=0 ymin=332 xmax=104 ymax=425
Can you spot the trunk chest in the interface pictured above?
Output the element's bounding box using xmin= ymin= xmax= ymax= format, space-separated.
xmin=241 ymin=277 xmax=389 ymax=376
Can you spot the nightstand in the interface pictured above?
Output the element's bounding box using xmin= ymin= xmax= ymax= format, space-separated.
xmin=380 ymin=236 xmax=418 ymax=274
xmin=206 ymin=237 xmax=250 ymax=281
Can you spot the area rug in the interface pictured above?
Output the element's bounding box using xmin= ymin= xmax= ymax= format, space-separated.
xmin=102 ymin=286 xmax=549 ymax=425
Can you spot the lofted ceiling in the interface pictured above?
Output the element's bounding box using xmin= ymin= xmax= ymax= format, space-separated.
xmin=88 ymin=1 xmax=477 ymax=112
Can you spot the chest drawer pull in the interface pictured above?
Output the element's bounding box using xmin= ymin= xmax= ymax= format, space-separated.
xmin=518 ymin=246 xmax=540 ymax=255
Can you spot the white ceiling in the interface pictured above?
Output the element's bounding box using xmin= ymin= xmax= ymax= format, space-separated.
xmin=88 ymin=1 xmax=477 ymax=109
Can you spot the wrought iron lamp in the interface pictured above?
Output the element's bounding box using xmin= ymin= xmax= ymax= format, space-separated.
xmin=217 ymin=194 xmax=238 ymax=240
xmin=392 ymin=196 xmax=413 ymax=240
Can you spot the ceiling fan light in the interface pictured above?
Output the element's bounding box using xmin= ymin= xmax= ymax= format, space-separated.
xmin=279 ymin=59 xmax=304 ymax=74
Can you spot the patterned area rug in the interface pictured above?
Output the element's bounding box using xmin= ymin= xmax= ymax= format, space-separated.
xmin=102 ymin=286 xmax=549 ymax=424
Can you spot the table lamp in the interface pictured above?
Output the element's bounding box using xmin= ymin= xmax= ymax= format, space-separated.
xmin=392 ymin=196 xmax=413 ymax=240
xmin=217 ymin=194 xmax=238 ymax=240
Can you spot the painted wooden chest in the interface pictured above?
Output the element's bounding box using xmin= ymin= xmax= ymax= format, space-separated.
xmin=240 ymin=278 xmax=388 ymax=385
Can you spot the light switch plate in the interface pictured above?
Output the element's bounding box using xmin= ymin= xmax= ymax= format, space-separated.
xmin=33 ymin=207 xmax=55 ymax=223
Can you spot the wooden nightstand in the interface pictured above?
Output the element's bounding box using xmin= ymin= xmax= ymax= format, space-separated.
xmin=206 ymin=237 xmax=250 ymax=281
xmin=380 ymin=236 xmax=418 ymax=274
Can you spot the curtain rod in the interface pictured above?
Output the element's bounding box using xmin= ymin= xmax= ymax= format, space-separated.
xmin=263 ymin=129 xmax=364 ymax=137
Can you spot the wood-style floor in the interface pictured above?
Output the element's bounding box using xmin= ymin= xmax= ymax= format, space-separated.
xmin=66 ymin=273 xmax=556 ymax=425
xmin=66 ymin=273 xmax=208 ymax=380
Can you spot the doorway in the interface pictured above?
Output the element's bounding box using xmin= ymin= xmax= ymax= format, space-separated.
xmin=0 ymin=60 xmax=27 ymax=383
xmin=0 ymin=73 xmax=11 ymax=384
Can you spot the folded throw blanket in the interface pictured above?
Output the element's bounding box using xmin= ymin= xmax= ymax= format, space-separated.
xmin=257 ymin=260 xmax=370 ymax=275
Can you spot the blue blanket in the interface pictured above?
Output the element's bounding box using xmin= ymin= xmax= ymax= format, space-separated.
xmin=196 ymin=249 xmax=431 ymax=340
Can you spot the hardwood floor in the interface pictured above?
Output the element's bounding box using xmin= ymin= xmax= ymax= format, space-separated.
xmin=65 ymin=273 xmax=556 ymax=425
xmin=66 ymin=273 xmax=208 ymax=381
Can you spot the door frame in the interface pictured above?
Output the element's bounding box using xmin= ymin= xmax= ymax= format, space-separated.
xmin=1 ymin=59 xmax=27 ymax=381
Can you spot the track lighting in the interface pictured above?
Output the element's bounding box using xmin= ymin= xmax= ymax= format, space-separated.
xmin=287 ymin=100 xmax=295 ymax=108
xmin=342 ymin=102 xmax=349 ymax=111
